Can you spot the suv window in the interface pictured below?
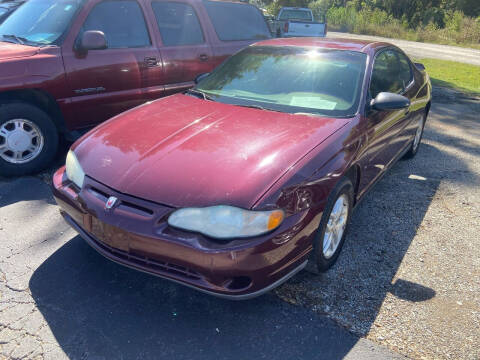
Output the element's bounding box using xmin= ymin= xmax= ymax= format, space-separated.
xmin=82 ymin=0 xmax=150 ymax=48
xmin=278 ymin=9 xmax=312 ymax=21
xmin=152 ymin=2 xmax=203 ymax=46
xmin=204 ymin=0 xmax=270 ymax=41
xmin=370 ymin=49 xmax=411 ymax=98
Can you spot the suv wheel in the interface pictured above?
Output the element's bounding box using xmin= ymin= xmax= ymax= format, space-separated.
xmin=0 ymin=102 xmax=59 ymax=176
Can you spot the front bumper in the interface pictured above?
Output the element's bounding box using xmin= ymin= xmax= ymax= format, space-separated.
xmin=52 ymin=167 xmax=315 ymax=299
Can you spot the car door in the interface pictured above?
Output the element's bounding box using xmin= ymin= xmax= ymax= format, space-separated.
xmin=149 ymin=0 xmax=214 ymax=95
xmin=62 ymin=0 xmax=164 ymax=128
xmin=358 ymin=48 xmax=413 ymax=190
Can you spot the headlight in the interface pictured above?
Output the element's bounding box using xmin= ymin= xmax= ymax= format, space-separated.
xmin=65 ymin=150 xmax=85 ymax=189
xmin=168 ymin=205 xmax=284 ymax=239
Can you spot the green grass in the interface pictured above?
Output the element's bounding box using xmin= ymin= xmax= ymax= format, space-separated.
xmin=418 ymin=58 xmax=480 ymax=96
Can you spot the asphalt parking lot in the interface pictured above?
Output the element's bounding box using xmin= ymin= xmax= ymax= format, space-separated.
xmin=0 ymin=88 xmax=479 ymax=359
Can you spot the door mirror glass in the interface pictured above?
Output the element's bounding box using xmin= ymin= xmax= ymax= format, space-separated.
xmin=194 ymin=72 xmax=210 ymax=84
xmin=79 ymin=30 xmax=107 ymax=51
xmin=370 ymin=92 xmax=410 ymax=111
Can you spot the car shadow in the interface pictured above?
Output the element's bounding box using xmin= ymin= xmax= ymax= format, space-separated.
xmin=27 ymin=100 xmax=478 ymax=358
xmin=274 ymin=101 xmax=479 ymax=335
xmin=0 ymin=176 xmax=56 ymax=207
xmin=274 ymin=142 xmax=442 ymax=334
xmin=29 ymin=236 xmax=363 ymax=360
xmin=0 ymin=138 xmax=70 ymax=207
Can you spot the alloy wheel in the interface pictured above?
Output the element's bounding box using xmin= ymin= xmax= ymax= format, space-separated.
xmin=323 ymin=194 xmax=349 ymax=259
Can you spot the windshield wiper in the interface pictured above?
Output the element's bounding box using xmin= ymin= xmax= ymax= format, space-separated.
xmin=186 ymin=89 xmax=213 ymax=101
xmin=2 ymin=34 xmax=27 ymax=45
xmin=235 ymin=104 xmax=282 ymax=112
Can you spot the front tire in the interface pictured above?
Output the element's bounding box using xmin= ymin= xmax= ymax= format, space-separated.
xmin=0 ymin=102 xmax=59 ymax=176
xmin=310 ymin=177 xmax=354 ymax=273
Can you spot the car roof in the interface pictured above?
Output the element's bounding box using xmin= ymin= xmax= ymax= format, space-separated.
xmin=253 ymin=37 xmax=390 ymax=53
xmin=280 ymin=7 xmax=311 ymax=10
xmin=193 ymin=0 xmax=258 ymax=4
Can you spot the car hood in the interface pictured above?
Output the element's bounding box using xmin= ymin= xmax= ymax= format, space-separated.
xmin=0 ymin=41 xmax=39 ymax=60
xmin=74 ymin=94 xmax=349 ymax=209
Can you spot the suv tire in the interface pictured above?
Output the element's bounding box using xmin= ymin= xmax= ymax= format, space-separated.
xmin=0 ymin=102 xmax=59 ymax=176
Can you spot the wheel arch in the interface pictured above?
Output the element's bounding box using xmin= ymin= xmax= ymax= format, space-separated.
xmin=0 ymin=89 xmax=66 ymax=132
xmin=343 ymin=163 xmax=361 ymax=205
xmin=426 ymin=100 xmax=431 ymax=116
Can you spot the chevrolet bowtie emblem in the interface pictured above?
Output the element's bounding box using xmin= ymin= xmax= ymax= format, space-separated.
xmin=105 ymin=196 xmax=118 ymax=210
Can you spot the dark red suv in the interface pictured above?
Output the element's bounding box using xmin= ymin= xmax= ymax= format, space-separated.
xmin=0 ymin=0 xmax=270 ymax=176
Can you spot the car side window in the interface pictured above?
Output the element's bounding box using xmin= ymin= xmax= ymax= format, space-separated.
xmin=370 ymin=49 xmax=404 ymax=98
xmin=152 ymin=2 xmax=204 ymax=46
xmin=395 ymin=50 xmax=413 ymax=90
xmin=82 ymin=0 xmax=150 ymax=48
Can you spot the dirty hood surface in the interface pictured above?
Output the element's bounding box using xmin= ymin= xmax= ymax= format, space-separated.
xmin=0 ymin=41 xmax=39 ymax=60
xmin=74 ymin=94 xmax=348 ymax=208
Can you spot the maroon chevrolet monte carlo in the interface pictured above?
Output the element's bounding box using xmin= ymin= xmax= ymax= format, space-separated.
xmin=53 ymin=38 xmax=432 ymax=299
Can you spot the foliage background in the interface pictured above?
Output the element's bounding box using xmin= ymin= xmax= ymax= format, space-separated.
xmin=260 ymin=0 xmax=480 ymax=47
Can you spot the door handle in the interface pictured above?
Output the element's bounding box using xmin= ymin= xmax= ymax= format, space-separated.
xmin=144 ymin=57 xmax=159 ymax=67
xmin=199 ymin=54 xmax=209 ymax=62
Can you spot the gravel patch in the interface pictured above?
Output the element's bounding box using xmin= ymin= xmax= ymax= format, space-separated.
xmin=275 ymin=93 xmax=480 ymax=359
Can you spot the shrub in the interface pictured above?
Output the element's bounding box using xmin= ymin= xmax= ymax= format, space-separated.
xmin=325 ymin=5 xmax=480 ymax=48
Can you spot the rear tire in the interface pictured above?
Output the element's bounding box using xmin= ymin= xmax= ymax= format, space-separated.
xmin=308 ymin=177 xmax=354 ymax=273
xmin=403 ymin=111 xmax=427 ymax=159
xmin=0 ymin=102 xmax=59 ymax=177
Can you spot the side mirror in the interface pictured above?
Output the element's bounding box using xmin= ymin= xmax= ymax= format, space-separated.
xmin=370 ymin=92 xmax=410 ymax=111
xmin=77 ymin=30 xmax=107 ymax=52
xmin=194 ymin=72 xmax=210 ymax=84
xmin=414 ymin=62 xmax=426 ymax=71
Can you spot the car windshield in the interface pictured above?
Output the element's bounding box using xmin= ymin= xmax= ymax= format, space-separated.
xmin=196 ymin=46 xmax=367 ymax=118
xmin=0 ymin=0 xmax=82 ymax=46
xmin=279 ymin=9 xmax=311 ymax=21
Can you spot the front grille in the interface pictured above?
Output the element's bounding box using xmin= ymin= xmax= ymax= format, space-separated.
xmin=91 ymin=235 xmax=202 ymax=281
xmin=88 ymin=186 xmax=155 ymax=217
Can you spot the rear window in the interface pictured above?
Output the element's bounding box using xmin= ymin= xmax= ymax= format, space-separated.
xmin=279 ymin=9 xmax=312 ymax=21
xmin=204 ymin=0 xmax=270 ymax=41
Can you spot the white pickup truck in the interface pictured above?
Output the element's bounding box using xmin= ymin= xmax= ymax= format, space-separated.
xmin=274 ymin=7 xmax=327 ymax=38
